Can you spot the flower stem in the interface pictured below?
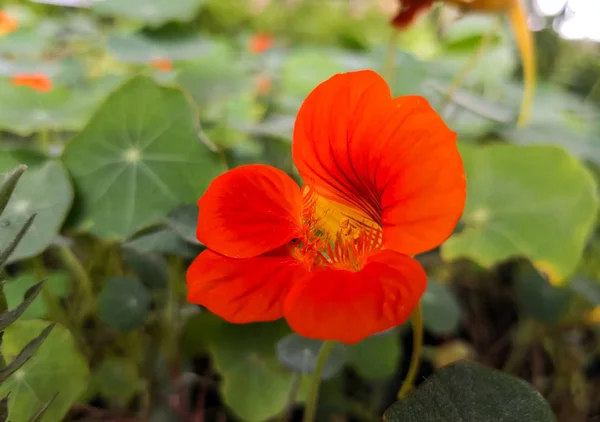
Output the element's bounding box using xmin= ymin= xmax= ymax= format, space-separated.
xmin=440 ymin=17 xmax=502 ymax=114
xmin=57 ymin=246 xmax=95 ymax=318
xmin=383 ymin=29 xmax=399 ymax=86
xmin=397 ymin=303 xmax=423 ymax=400
xmin=303 ymin=340 xmax=335 ymax=422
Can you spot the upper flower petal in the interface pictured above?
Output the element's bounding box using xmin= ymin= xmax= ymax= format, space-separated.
xmin=187 ymin=249 xmax=307 ymax=323
xmin=390 ymin=0 xmax=434 ymax=29
xmin=292 ymin=70 xmax=465 ymax=256
xmin=283 ymin=250 xmax=427 ymax=344
xmin=197 ymin=164 xmax=303 ymax=258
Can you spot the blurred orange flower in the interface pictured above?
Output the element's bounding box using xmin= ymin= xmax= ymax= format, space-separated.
xmin=12 ymin=73 xmax=52 ymax=93
xmin=151 ymin=58 xmax=173 ymax=72
xmin=249 ymin=33 xmax=274 ymax=54
xmin=0 ymin=12 xmax=18 ymax=36
xmin=186 ymin=70 xmax=466 ymax=344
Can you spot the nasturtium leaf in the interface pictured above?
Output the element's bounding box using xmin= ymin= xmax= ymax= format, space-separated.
xmin=124 ymin=226 xmax=200 ymax=259
xmin=421 ymin=278 xmax=462 ymax=335
xmin=502 ymin=86 xmax=600 ymax=166
xmin=176 ymin=41 xmax=253 ymax=119
xmin=92 ymin=357 xmax=141 ymax=401
xmin=107 ymin=32 xmax=214 ymax=64
xmin=121 ymin=246 xmax=169 ymax=289
xmin=92 ymin=0 xmax=205 ymax=26
xmin=441 ymin=144 xmax=599 ymax=285
xmin=0 ymin=81 xmax=109 ymax=135
xmin=281 ymin=49 xmax=345 ymax=111
xmin=209 ymin=321 xmax=301 ymax=422
xmin=347 ymin=333 xmax=401 ymax=381
xmin=515 ymin=262 xmax=573 ymax=324
xmin=0 ymin=320 xmax=89 ymax=422
xmin=97 ymin=277 xmax=151 ymax=332
xmin=167 ymin=204 xmax=199 ymax=245
xmin=0 ymin=28 xmax=52 ymax=59
xmin=62 ymin=76 xmax=223 ymax=240
xmin=4 ymin=271 xmax=70 ymax=320
xmin=383 ymin=360 xmax=555 ymax=422
xmin=275 ymin=334 xmax=346 ymax=380
xmin=0 ymin=155 xmax=73 ymax=263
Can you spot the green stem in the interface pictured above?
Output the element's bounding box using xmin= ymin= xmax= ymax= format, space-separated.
xmin=279 ymin=372 xmax=302 ymax=422
xmin=440 ymin=17 xmax=502 ymax=114
xmin=397 ymin=303 xmax=423 ymax=399
xmin=303 ymin=341 xmax=335 ymax=422
xmin=57 ymin=246 xmax=94 ymax=318
xmin=383 ymin=30 xmax=399 ymax=86
xmin=38 ymin=130 xmax=50 ymax=154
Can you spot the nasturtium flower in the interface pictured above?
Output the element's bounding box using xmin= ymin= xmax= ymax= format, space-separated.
xmin=151 ymin=58 xmax=173 ymax=72
xmin=11 ymin=73 xmax=52 ymax=92
xmin=186 ymin=70 xmax=466 ymax=344
xmin=0 ymin=12 xmax=18 ymax=36
xmin=249 ymin=33 xmax=274 ymax=54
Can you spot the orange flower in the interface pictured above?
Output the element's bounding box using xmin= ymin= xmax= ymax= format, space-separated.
xmin=11 ymin=73 xmax=52 ymax=93
xmin=249 ymin=33 xmax=274 ymax=54
xmin=186 ymin=70 xmax=466 ymax=344
xmin=0 ymin=12 xmax=18 ymax=36
xmin=151 ymin=58 xmax=173 ymax=72
xmin=391 ymin=0 xmax=535 ymax=127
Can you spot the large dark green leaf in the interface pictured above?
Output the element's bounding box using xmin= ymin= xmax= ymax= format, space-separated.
xmin=62 ymin=76 xmax=223 ymax=239
xmin=383 ymin=360 xmax=555 ymax=422
xmin=97 ymin=277 xmax=151 ymax=332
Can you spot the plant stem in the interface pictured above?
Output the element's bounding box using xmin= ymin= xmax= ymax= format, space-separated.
xmin=303 ymin=341 xmax=335 ymax=422
xmin=383 ymin=29 xmax=399 ymax=86
xmin=279 ymin=372 xmax=302 ymax=422
xmin=440 ymin=17 xmax=502 ymax=114
xmin=57 ymin=246 xmax=94 ymax=318
xmin=38 ymin=130 xmax=50 ymax=153
xmin=397 ymin=303 xmax=423 ymax=399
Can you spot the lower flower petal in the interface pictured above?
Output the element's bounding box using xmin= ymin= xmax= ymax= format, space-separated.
xmin=283 ymin=250 xmax=426 ymax=344
xmin=197 ymin=164 xmax=303 ymax=258
xmin=187 ymin=249 xmax=308 ymax=323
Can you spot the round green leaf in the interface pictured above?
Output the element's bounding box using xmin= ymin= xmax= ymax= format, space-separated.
xmin=441 ymin=144 xmax=599 ymax=284
xmin=0 ymin=156 xmax=73 ymax=263
xmin=97 ymin=277 xmax=151 ymax=332
xmin=515 ymin=262 xmax=573 ymax=324
xmin=281 ymin=49 xmax=345 ymax=110
xmin=92 ymin=357 xmax=141 ymax=401
xmin=121 ymin=246 xmax=169 ymax=289
xmin=383 ymin=360 xmax=555 ymax=422
xmin=92 ymin=0 xmax=205 ymax=26
xmin=0 ymin=320 xmax=89 ymax=422
xmin=347 ymin=333 xmax=401 ymax=381
xmin=275 ymin=334 xmax=346 ymax=380
xmin=421 ymin=278 xmax=462 ymax=335
xmin=4 ymin=271 xmax=70 ymax=320
xmin=124 ymin=226 xmax=201 ymax=258
xmin=107 ymin=32 xmax=215 ymax=64
xmin=209 ymin=321 xmax=299 ymax=422
xmin=62 ymin=75 xmax=223 ymax=240
xmin=0 ymin=81 xmax=110 ymax=135
xmin=166 ymin=204 xmax=199 ymax=245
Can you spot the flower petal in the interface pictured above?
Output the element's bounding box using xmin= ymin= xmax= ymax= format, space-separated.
xmin=187 ymin=249 xmax=307 ymax=323
xmin=283 ymin=250 xmax=427 ymax=344
xmin=390 ymin=0 xmax=433 ymax=29
xmin=197 ymin=164 xmax=303 ymax=258
xmin=292 ymin=70 xmax=465 ymax=256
